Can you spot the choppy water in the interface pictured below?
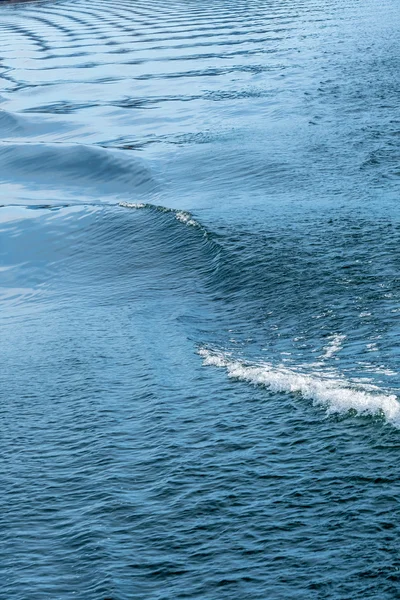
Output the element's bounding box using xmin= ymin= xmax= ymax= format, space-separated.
xmin=1 ymin=0 xmax=400 ymax=597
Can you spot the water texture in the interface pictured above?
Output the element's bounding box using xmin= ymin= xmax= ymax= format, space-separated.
xmin=1 ymin=0 xmax=400 ymax=598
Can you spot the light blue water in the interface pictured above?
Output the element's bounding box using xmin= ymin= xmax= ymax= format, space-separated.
xmin=1 ymin=0 xmax=400 ymax=597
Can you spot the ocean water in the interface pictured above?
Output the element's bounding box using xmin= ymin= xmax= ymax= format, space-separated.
xmin=1 ymin=0 xmax=400 ymax=597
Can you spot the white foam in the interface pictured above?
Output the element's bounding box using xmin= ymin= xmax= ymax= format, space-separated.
xmin=322 ymin=334 xmax=346 ymax=359
xmin=366 ymin=343 xmax=378 ymax=352
xmin=119 ymin=201 xmax=146 ymax=209
xmin=199 ymin=347 xmax=400 ymax=427
xmin=175 ymin=211 xmax=198 ymax=227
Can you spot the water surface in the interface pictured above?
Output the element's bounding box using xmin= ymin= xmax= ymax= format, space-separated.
xmin=1 ymin=0 xmax=400 ymax=597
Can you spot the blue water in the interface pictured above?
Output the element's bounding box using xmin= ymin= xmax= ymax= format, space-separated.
xmin=1 ymin=0 xmax=400 ymax=597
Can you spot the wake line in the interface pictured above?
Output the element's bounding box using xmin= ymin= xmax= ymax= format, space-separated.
xmin=199 ymin=347 xmax=400 ymax=427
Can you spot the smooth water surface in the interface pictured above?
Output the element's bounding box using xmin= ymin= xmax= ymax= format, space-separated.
xmin=1 ymin=0 xmax=400 ymax=597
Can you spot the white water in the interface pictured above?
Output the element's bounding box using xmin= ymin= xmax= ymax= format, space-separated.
xmin=199 ymin=347 xmax=400 ymax=427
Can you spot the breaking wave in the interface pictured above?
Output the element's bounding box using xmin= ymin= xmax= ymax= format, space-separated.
xmin=199 ymin=347 xmax=400 ymax=427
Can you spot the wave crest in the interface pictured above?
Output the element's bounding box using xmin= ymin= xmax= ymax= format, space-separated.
xmin=199 ymin=347 xmax=400 ymax=427
xmin=119 ymin=201 xmax=202 ymax=229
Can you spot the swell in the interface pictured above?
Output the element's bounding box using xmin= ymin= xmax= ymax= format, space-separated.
xmin=2 ymin=193 xmax=399 ymax=426
xmin=0 ymin=143 xmax=158 ymax=203
xmin=118 ymin=202 xmax=400 ymax=424
xmin=0 ymin=202 xmax=221 ymax=310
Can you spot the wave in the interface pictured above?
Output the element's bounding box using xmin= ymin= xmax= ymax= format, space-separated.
xmin=0 ymin=110 xmax=23 ymax=136
xmin=0 ymin=109 xmax=59 ymax=139
xmin=0 ymin=200 xmax=223 ymax=313
xmin=3 ymin=201 xmax=398 ymax=420
xmin=0 ymin=143 xmax=158 ymax=203
xmin=118 ymin=203 xmax=400 ymax=390
xmin=199 ymin=347 xmax=400 ymax=427
xmin=119 ymin=201 xmax=203 ymax=229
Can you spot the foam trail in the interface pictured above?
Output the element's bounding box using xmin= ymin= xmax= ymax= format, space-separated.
xmin=199 ymin=348 xmax=400 ymax=427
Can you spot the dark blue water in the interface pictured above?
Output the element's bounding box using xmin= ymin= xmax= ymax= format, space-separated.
xmin=1 ymin=0 xmax=400 ymax=597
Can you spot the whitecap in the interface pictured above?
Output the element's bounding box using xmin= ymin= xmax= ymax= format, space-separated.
xmin=175 ymin=211 xmax=198 ymax=227
xmin=118 ymin=201 xmax=146 ymax=209
xmin=199 ymin=347 xmax=400 ymax=427
xmin=322 ymin=334 xmax=346 ymax=359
